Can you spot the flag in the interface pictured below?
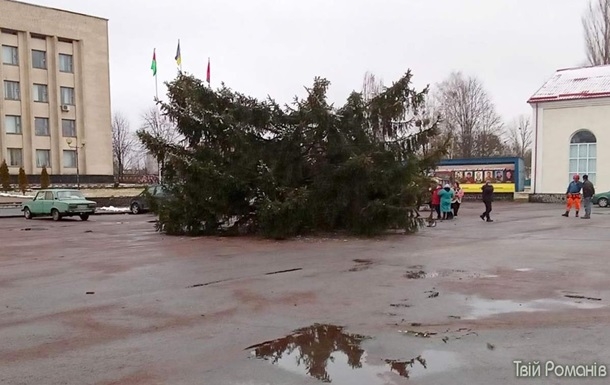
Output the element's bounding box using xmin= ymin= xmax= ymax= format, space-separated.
xmin=175 ymin=40 xmax=182 ymax=67
xmin=151 ymin=49 xmax=157 ymax=76
xmin=206 ymin=57 xmax=210 ymax=84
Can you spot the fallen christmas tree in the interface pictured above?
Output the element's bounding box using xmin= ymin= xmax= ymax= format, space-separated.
xmin=138 ymin=71 xmax=446 ymax=239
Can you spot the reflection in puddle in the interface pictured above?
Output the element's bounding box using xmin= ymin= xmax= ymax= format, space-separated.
xmin=464 ymin=297 xmax=605 ymax=320
xmin=249 ymin=324 xmax=459 ymax=383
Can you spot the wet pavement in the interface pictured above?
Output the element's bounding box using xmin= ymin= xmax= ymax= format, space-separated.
xmin=2 ymin=202 xmax=610 ymax=384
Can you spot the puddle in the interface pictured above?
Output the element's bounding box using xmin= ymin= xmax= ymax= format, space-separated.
xmin=515 ymin=268 xmax=532 ymax=272
xmin=249 ymin=324 xmax=459 ymax=383
xmin=405 ymin=270 xmax=426 ymax=279
xmin=350 ymin=259 xmax=374 ymax=272
xmin=405 ymin=269 xmax=482 ymax=280
xmin=464 ymin=297 xmax=605 ymax=320
xmin=20 ymin=227 xmax=48 ymax=231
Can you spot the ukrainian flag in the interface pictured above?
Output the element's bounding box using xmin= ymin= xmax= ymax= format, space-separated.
xmin=175 ymin=40 xmax=182 ymax=67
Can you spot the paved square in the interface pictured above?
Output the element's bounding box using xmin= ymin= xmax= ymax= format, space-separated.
xmin=1 ymin=202 xmax=610 ymax=384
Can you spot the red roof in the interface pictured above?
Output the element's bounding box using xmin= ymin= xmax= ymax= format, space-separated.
xmin=528 ymin=65 xmax=610 ymax=103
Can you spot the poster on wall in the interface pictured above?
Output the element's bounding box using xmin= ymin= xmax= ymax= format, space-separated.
xmin=432 ymin=163 xmax=515 ymax=193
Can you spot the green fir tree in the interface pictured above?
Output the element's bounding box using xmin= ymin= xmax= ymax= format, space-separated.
xmin=40 ymin=166 xmax=51 ymax=189
xmin=0 ymin=160 xmax=10 ymax=192
xmin=18 ymin=167 xmax=28 ymax=195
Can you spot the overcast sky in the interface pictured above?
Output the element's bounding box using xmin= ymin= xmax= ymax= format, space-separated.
xmin=26 ymin=0 xmax=588 ymax=129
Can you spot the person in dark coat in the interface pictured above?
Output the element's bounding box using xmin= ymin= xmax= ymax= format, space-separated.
xmin=581 ymin=174 xmax=595 ymax=219
xmin=480 ymin=180 xmax=494 ymax=222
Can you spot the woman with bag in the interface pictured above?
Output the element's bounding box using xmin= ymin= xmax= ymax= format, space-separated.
xmin=452 ymin=182 xmax=465 ymax=217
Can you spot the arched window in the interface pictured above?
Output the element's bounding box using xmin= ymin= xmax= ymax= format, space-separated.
xmin=569 ymin=130 xmax=597 ymax=184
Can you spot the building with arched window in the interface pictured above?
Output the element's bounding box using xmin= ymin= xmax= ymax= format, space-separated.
xmin=528 ymin=65 xmax=607 ymax=196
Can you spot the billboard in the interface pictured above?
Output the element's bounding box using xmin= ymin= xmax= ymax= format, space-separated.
xmin=432 ymin=163 xmax=515 ymax=193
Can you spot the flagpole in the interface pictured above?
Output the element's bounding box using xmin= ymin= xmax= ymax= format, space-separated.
xmin=155 ymin=73 xmax=159 ymax=100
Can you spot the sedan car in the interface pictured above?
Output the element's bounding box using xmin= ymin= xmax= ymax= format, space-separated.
xmin=129 ymin=185 xmax=169 ymax=214
xmin=592 ymin=191 xmax=610 ymax=208
xmin=22 ymin=189 xmax=96 ymax=221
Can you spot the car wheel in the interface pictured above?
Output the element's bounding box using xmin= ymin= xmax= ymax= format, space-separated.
xmin=51 ymin=209 xmax=62 ymax=221
xmin=79 ymin=214 xmax=90 ymax=221
xmin=130 ymin=202 xmax=141 ymax=215
xmin=24 ymin=207 xmax=32 ymax=220
xmin=599 ymin=198 xmax=609 ymax=208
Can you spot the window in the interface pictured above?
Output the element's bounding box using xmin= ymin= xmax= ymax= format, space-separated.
xmin=2 ymin=45 xmax=18 ymax=65
xmin=33 ymin=84 xmax=48 ymax=103
xmin=3 ymin=80 xmax=20 ymax=100
xmin=59 ymin=54 xmax=73 ymax=73
xmin=5 ymin=115 xmax=21 ymax=134
xmin=60 ymin=87 xmax=75 ymax=105
xmin=35 ymin=117 xmax=50 ymax=136
xmin=63 ymin=150 xmax=77 ymax=168
xmin=569 ymin=130 xmax=597 ymax=184
xmin=36 ymin=150 xmax=51 ymax=168
xmin=8 ymin=148 xmax=23 ymax=167
xmin=32 ymin=50 xmax=46 ymax=69
xmin=44 ymin=191 xmax=53 ymax=200
xmin=62 ymin=119 xmax=76 ymax=137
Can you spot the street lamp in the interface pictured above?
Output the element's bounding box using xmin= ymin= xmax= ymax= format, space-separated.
xmin=66 ymin=138 xmax=85 ymax=188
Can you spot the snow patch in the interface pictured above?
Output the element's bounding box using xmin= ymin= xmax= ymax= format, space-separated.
xmin=0 ymin=192 xmax=35 ymax=198
xmin=98 ymin=206 xmax=130 ymax=212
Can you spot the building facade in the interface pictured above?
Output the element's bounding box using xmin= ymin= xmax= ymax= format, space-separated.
xmin=0 ymin=0 xmax=112 ymax=183
xmin=528 ymin=65 xmax=610 ymax=196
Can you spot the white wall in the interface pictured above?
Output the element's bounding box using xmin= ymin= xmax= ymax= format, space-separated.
xmin=535 ymin=98 xmax=610 ymax=194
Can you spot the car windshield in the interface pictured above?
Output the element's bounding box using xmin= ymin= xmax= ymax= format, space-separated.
xmin=55 ymin=191 xmax=85 ymax=200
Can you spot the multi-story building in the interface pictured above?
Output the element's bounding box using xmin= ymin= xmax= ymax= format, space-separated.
xmin=0 ymin=0 xmax=112 ymax=184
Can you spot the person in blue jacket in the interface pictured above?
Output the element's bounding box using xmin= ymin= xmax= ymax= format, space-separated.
xmin=437 ymin=184 xmax=455 ymax=220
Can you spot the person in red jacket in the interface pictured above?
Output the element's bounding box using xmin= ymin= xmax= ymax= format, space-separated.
xmin=430 ymin=183 xmax=442 ymax=220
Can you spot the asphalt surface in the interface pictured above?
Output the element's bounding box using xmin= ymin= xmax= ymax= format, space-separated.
xmin=2 ymin=202 xmax=610 ymax=385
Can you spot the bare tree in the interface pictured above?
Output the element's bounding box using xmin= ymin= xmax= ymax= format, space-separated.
xmin=434 ymin=72 xmax=505 ymax=158
xmin=506 ymin=115 xmax=533 ymax=158
xmin=361 ymin=72 xmax=385 ymax=141
xmin=111 ymin=112 xmax=136 ymax=176
xmin=506 ymin=115 xmax=533 ymax=176
xmin=139 ymin=107 xmax=181 ymax=178
xmin=141 ymin=107 xmax=181 ymax=144
xmin=362 ymin=71 xmax=384 ymax=104
xmin=583 ymin=0 xmax=610 ymax=66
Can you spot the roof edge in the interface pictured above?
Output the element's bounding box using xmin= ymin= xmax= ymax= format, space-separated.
xmin=556 ymin=64 xmax=610 ymax=72
xmin=527 ymin=93 xmax=610 ymax=104
xmin=3 ymin=0 xmax=108 ymax=21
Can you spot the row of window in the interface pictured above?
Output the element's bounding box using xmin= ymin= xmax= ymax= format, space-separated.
xmin=2 ymin=45 xmax=74 ymax=73
xmin=568 ymin=130 xmax=597 ymax=184
xmin=3 ymin=80 xmax=75 ymax=104
xmin=4 ymin=115 xmax=76 ymax=136
xmin=6 ymin=148 xmax=77 ymax=168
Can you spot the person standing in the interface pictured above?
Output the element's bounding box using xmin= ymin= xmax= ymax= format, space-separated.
xmin=438 ymin=184 xmax=455 ymax=220
xmin=480 ymin=180 xmax=494 ymax=222
xmin=430 ymin=183 xmax=442 ymax=220
xmin=452 ymin=182 xmax=464 ymax=217
xmin=581 ymin=174 xmax=595 ymax=219
xmin=562 ymin=174 xmax=583 ymax=217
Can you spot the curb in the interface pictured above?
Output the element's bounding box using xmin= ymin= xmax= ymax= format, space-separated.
xmin=0 ymin=211 xmax=132 ymax=219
